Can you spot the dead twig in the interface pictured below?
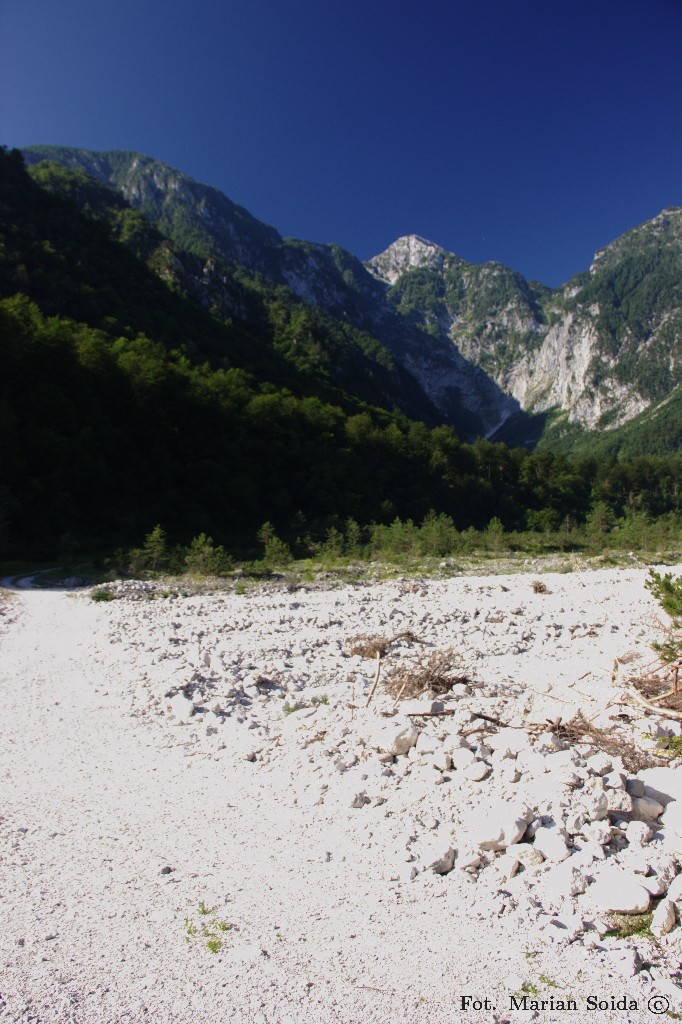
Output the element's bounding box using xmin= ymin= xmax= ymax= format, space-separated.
xmin=384 ymin=649 xmax=466 ymax=701
xmin=365 ymin=650 xmax=383 ymax=708
xmin=347 ymin=630 xmax=425 ymax=709
xmin=553 ymin=709 xmax=663 ymax=772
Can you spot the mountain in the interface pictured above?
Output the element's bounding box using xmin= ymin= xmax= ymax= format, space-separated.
xmin=366 ymin=219 xmax=682 ymax=450
xmin=3 ymin=145 xmax=682 ymax=558
xmin=22 ymin=146 xmax=682 ymax=457
xmin=21 ymin=147 xmax=519 ymax=439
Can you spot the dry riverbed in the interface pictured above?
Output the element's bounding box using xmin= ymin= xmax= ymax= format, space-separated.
xmin=2 ymin=564 xmax=682 ymax=1023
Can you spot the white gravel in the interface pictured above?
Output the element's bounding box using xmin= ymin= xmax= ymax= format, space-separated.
xmin=2 ymin=565 xmax=682 ymax=1023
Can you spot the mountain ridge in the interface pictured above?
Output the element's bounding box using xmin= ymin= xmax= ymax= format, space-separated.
xmin=20 ymin=144 xmax=682 ymax=452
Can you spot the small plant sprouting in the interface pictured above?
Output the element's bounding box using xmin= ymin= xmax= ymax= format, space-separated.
xmin=604 ymin=911 xmax=653 ymax=939
xmin=282 ymin=701 xmax=296 ymax=716
xmin=184 ymin=903 xmax=235 ymax=952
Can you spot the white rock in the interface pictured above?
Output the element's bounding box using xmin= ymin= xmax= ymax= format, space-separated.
xmin=491 ymin=746 xmax=516 ymax=765
xmin=415 ymin=732 xmax=439 ymax=756
xmin=368 ymin=715 xmax=419 ymax=757
xmin=401 ymin=699 xmax=444 ymax=716
xmin=640 ymin=855 xmax=679 ymax=896
xmin=467 ymin=799 xmax=532 ymax=852
xmin=585 ymin=753 xmax=613 ymax=776
xmin=564 ymin=810 xmax=587 ymax=835
xmin=632 ymin=720 xmax=661 ymax=749
xmin=492 ymin=851 xmax=520 ymax=881
xmin=577 ymin=776 xmax=611 ymax=821
xmin=638 ymin=767 xmax=682 ymax=805
xmin=497 ymin=762 xmax=521 ymax=784
xmin=604 ymin=789 xmax=633 ymax=817
xmin=601 ymin=947 xmax=641 ymax=979
xmin=572 ymin=841 xmax=607 ymax=868
xmin=542 ymin=860 xmax=588 ymax=897
xmin=514 ymin=844 xmax=545 ymax=869
xmin=486 ymin=728 xmax=531 ymax=755
xmin=660 ymin=719 xmax=682 ymax=738
xmin=516 ymin=749 xmax=550 ymax=775
xmin=456 ymin=845 xmax=482 ymax=870
xmin=420 ymin=840 xmax=456 ymax=875
xmin=167 ymin=693 xmax=194 ymax=723
xmin=632 ymin=795 xmax=665 ymax=822
xmin=588 ymin=870 xmax=651 ymax=914
xmin=432 ymin=749 xmax=453 ymax=772
xmin=463 ymin=760 xmax=490 ymax=782
xmin=533 ymin=824 xmax=571 ymax=862
xmin=581 ymin=821 xmax=613 ymax=846
xmin=660 ymin=799 xmax=682 ymax=835
xmin=542 ymin=913 xmax=584 ymax=944
xmin=625 ymin=820 xmax=653 ymax=847
xmin=667 ymin=873 xmax=682 ymax=902
xmin=534 ymin=731 xmax=567 ymax=753
xmin=603 ymin=770 xmax=627 ymax=790
xmin=442 ymin=730 xmax=472 ymax=750
xmin=651 ymin=897 xmax=677 ymax=937
xmin=451 ymin=747 xmax=476 ymax=770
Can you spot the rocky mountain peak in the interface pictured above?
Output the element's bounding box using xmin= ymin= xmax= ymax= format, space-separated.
xmin=366 ymin=234 xmax=451 ymax=285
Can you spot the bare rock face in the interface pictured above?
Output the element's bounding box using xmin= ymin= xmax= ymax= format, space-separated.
xmin=366 ymin=235 xmax=450 ymax=286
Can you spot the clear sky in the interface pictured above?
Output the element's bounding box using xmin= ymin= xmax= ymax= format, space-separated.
xmin=2 ymin=0 xmax=681 ymax=286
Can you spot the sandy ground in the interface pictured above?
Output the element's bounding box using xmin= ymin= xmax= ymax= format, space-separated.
xmin=2 ymin=565 xmax=682 ymax=1024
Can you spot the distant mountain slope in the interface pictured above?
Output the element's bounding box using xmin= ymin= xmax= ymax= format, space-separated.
xmin=22 ymin=146 xmax=519 ymax=439
xmin=21 ymin=146 xmax=682 ymax=455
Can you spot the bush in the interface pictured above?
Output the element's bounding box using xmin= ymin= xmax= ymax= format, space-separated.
xmin=91 ymin=587 xmax=115 ymax=602
xmin=184 ymin=533 xmax=234 ymax=575
xmin=257 ymin=522 xmax=293 ymax=569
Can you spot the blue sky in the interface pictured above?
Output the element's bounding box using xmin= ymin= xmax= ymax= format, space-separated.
xmin=2 ymin=0 xmax=681 ymax=285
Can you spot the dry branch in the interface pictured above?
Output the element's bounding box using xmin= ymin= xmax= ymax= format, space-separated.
xmin=384 ymin=649 xmax=467 ymax=701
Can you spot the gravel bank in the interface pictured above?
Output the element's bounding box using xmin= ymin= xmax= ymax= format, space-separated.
xmin=2 ymin=566 xmax=682 ymax=1023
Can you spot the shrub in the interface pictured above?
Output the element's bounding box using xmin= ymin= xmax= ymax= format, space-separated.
xmin=184 ymin=533 xmax=234 ymax=575
xmin=257 ymin=522 xmax=293 ymax=569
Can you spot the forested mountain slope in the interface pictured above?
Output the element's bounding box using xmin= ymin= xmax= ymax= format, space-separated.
xmin=3 ymin=146 xmax=682 ymax=558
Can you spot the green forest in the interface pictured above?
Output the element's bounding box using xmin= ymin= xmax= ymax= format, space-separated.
xmin=1 ymin=147 xmax=681 ymax=563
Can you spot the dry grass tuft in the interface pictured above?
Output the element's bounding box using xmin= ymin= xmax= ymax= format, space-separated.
xmin=384 ymin=648 xmax=468 ymax=700
xmin=347 ymin=630 xmax=423 ymax=660
xmin=531 ymin=579 xmax=550 ymax=594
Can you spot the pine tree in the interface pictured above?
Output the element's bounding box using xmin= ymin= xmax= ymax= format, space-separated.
xmin=645 ymin=570 xmax=682 ymax=663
